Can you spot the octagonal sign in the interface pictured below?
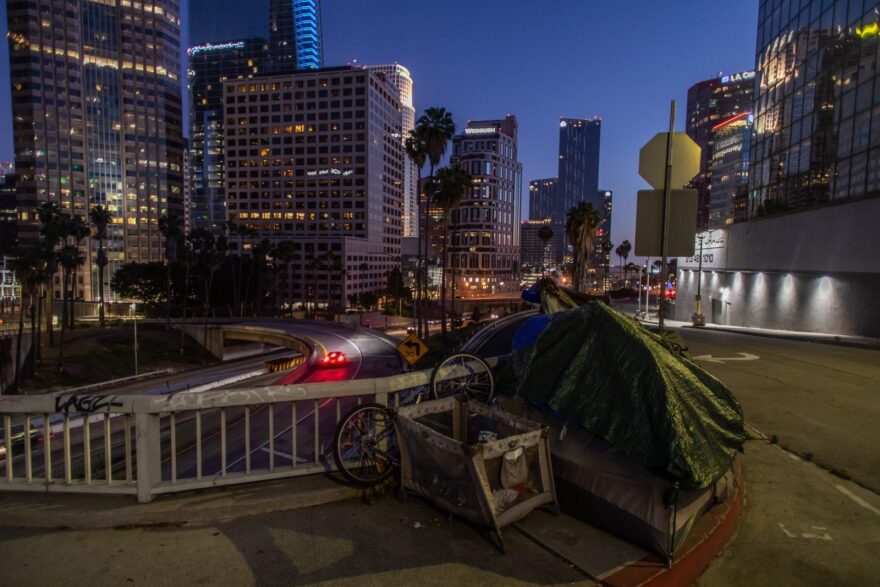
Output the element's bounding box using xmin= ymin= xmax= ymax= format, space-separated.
xmin=639 ymin=132 xmax=701 ymax=190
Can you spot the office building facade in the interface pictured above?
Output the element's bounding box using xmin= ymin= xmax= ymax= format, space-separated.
xmin=0 ymin=173 xmax=17 ymax=258
xmin=450 ymin=116 xmax=523 ymax=295
xmin=269 ymin=0 xmax=323 ymax=71
xmin=6 ymin=0 xmax=185 ymax=301
xmin=520 ymin=219 xmax=564 ymax=270
xmin=708 ymin=112 xmax=752 ymax=228
xmin=528 ymin=177 xmax=557 ymax=221
xmin=223 ymin=67 xmax=404 ymax=308
xmin=557 ymin=117 xmax=601 ymax=221
xmin=686 ymin=71 xmax=754 ymax=231
xmin=366 ymin=64 xmax=418 ymax=237
xmin=675 ymin=0 xmax=880 ymax=338
xmin=188 ymin=38 xmax=268 ymax=231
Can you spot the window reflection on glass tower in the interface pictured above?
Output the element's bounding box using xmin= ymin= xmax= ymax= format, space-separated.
xmin=749 ymin=0 xmax=880 ymax=219
xmin=269 ymin=0 xmax=324 ymax=71
xmin=6 ymin=0 xmax=184 ymax=301
xmin=557 ymin=118 xmax=601 ymax=221
xmin=188 ymin=39 xmax=269 ymax=231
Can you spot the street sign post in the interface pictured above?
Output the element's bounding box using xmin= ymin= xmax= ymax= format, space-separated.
xmin=636 ymin=101 xmax=701 ymax=329
xmin=397 ymin=333 xmax=429 ymax=366
xmin=634 ymin=189 xmax=698 ymax=256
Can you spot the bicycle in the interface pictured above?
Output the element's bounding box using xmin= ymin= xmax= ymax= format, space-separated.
xmin=332 ymin=353 xmax=495 ymax=487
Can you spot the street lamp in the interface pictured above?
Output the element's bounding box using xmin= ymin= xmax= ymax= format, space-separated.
xmin=692 ymin=230 xmax=713 ymax=327
xmin=130 ymin=302 xmax=138 ymax=375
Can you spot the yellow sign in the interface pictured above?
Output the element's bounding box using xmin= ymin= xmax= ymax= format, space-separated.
xmin=397 ymin=333 xmax=428 ymax=365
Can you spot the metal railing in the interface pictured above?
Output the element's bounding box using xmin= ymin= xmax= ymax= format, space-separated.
xmin=0 ymin=361 xmax=494 ymax=503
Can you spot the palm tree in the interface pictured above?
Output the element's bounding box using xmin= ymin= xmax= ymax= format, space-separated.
xmin=89 ymin=206 xmax=113 ymax=328
xmin=404 ymin=127 xmax=428 ymax=338
xmin=415 ymin=107 xmax=455 ymax=336
xmin=274 ymin=240 xmax=296 ymax=317
xmin=158 ymin=213 xmax=182 ymax=329
xmin=538 ymin=224 xmax=554 ymax=272
xmin=63 ymin=216 xmax=90 ymax=328
xmin=239 ymin=225 xmax=259 ymax=316
xmin=36 ymin=201 xmax=62 ymax=345
xmin=10 ymin=244 xmax=45 ymax=389
xmin=252 ymin=238 xmax=273 ymax=316
xmin=56 ymin=244 xmax=84 ymax=373
xmin=224 ymin=220 xmax=242 ymax=316
xmin=433 ymin=164 xmax=471 ymax=338
xmin=624 ymin=262 xmax=641 ymax=287
xmin=178 ymin=238 xmax=195 ymax=354
xmin=615 ymin=240 xmax=632 ymax=285
xmin=565 ymin=202 xmax=601 ymax=292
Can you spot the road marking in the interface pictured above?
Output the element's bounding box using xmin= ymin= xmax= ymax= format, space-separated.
xmin=693 ymin=352 xmax=760 ymax=364
xmin=836 ymin=485 xmax=880 ymax=517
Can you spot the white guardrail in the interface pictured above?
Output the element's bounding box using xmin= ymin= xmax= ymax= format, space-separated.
xmin=0 ymin=360 xmax=497 ymax=503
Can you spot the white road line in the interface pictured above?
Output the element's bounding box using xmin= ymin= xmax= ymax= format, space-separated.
xmin=835 ymin=485 xmax=880 ymax=517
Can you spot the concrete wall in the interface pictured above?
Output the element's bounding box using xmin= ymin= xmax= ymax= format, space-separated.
xmin=675 ymin=197 xmax=880 ymax=338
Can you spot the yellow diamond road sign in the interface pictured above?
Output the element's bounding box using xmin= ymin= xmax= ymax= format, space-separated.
xmin=397 ymin=333 xmax=428 ymax=365
xmin=639 ymin=132 xmax=701 ymax=190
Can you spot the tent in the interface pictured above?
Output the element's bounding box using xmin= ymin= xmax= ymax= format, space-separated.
xmin=497 ymin=301 xmax=744 ymax=558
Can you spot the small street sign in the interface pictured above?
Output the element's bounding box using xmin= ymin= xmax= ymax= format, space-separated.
xmin=638 ymin=132 xmax=701 ymax=190
xmin=397 ymin=333 xmax=429 ymax=365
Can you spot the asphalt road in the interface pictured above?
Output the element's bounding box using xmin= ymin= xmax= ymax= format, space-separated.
xmin=677 ymin=326 xmax=880 ymax=493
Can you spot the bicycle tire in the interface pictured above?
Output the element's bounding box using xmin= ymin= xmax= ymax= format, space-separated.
xmin=332 ymin=402 xmax=398 ymax=487
xmin=430 ymin=353 xmax=495 ymax=403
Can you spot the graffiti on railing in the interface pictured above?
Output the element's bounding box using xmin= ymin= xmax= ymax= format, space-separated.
xmin=55 ymin=394 xmax=123 ymax=413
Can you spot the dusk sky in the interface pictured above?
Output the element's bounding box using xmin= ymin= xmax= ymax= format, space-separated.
xmin=0 ymin=0 xmax=758 ymax=250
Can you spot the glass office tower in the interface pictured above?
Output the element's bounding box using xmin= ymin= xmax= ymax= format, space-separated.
xmin=6 ymin=0 xmax=184 ymax=301
xmin=750 ymin=0 xmax=880 ymax=218
xmin=189 ymin=38 xmax=268 ymax=231
xmin=557 ymin=118 xmax=600 ymax=222
xmin=269 ymin=0 xmax=324 ymax=71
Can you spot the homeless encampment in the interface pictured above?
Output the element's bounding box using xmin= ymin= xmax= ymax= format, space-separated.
xmin=498 ymin=299 xmax=744 ymax=560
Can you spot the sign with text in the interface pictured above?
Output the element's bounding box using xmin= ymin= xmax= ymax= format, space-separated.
xmin=397 ymin=333 xmax=429 ymax=365
xmin=679 ymin=229 xmax=728 ymax=270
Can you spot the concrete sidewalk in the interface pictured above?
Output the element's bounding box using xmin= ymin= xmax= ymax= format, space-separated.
xmin=635 ymin=313 xmax=880 ymax=348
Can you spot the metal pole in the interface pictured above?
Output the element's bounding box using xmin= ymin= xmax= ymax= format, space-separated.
xmin=644 ymin=258 xmax=650 ymax=319
xmin=133 ymin=303 xmax=138 ymax=375
xmin=658 ymin=100 xmax=676 ymax=330
xmin=693 ymin=234 xmax=705 ymax=326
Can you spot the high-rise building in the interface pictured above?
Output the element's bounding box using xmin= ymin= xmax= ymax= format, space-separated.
xmin=528 ymin=178 xmax=557 ymax=221
xmin=557 ymin=118 xmax=601 ymax=221
xmin=450 ymin=116 xmax=523 ymax=295
xmin=6 ymin=0 xmax=184 ymax=301
xmin=749 ymin=1 xmax=880 ymax=217
xmin=223 ymin=67 xmax=404 ymax=308
xmin=708 ymin=112 xmax=752 ymax=228
xmin=366 ymin=65 xmax=417 ymax=237
xmin=0 ymin=173 xmax=17 ymax=258
xmin=520 ymin=219 xmax=564 ymax=270
xmin=269 ymin=0 xmax=324 ymax=71
xmin=188 ymin=38 xmax=268 ymax=232
xmin=593 ymin=189 xmax=613 ymax=279
xmin=685 ymin=71 xmax=754 ymax=230
xmin=674 ymin=1 xmax=880 ymax=338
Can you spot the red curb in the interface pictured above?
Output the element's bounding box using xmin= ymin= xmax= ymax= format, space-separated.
xmin=601 ymin=482 xmax=743 ymax=587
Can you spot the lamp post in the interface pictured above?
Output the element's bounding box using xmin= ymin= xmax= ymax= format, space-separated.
xmin=130 ymin=302 xmax=138 ymax=375
xmin=691 ymin=231 xmax=713 ymax=327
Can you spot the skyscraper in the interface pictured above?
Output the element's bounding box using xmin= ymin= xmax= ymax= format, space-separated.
xmin=366 ymin=64 xmax=417 ymax=237
xmin=685 ymin=71 xmax=754 ymax=230
xmin=188 ymin=39 xmax=269 ymax=231
xmin=557 ymin=118 xmax=601 ymax=221
xmin=269 ymin=0 xmax=324 ymax=71
xmin=6 ymin=0 xmax=184 ymax=301
xmin=528 ymin=178 xmax=557 ymax=221
xmin=750 ymin=1 xmax=880 ymax=217
xmin=708 ymin=112 xmax=752 ymax=228
xmin=223 ymin=67 xmax=404 ymax=308
xmin=450 ymin=116 xmax=523 ymax=295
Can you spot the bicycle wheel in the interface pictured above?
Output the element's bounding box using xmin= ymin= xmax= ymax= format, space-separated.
xmin=430 ymin=353 xmax=495 ymax=403
xmin=333 ymin=402 xmax=398 ymax=486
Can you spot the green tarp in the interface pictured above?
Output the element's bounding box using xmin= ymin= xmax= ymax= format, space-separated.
xmin=499 ymin=302 xmax=744 ymax=489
